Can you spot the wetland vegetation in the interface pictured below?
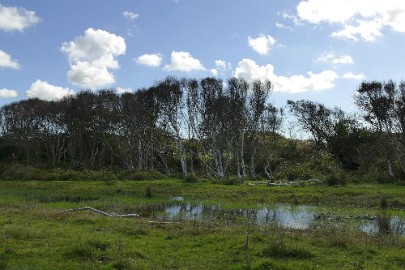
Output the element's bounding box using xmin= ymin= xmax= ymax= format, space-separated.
xmin=1 ymin=179 xmax=404 ymax=269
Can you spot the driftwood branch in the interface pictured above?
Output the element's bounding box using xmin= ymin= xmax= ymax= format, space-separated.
xmin=148 ymin=220 xmax=180 ymax=225
xmin=62 ymin=207 xmax=139 ymax=218
xmin=247 ymin=179 xmax=321 ymax=187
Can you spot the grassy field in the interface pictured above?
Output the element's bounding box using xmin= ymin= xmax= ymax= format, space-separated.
xmin=0 ymin=179 xmax=404 ymax=269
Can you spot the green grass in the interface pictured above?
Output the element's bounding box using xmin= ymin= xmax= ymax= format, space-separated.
xmin=0 ymin=179 xmax=404 ymax=269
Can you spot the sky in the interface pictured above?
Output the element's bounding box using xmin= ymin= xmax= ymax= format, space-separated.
xmin=1 ymin=0 xmax=405 ymax=111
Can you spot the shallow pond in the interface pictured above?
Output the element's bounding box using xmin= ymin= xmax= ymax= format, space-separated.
xmin=143 ymin=197 xmax=405 ymax=236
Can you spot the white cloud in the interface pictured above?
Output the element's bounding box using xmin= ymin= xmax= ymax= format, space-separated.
xmin=66 ymin=62 xmax=115 ymax=89
xmin=136 ymin=53 xmax=163 ymax=67
xmin=296 ymin=0 xmax=405 ymax=41
xmin=280 ymin=11 xmax=302 ymax=26
xmin=163 ymin=51 xmax=206 ymax=72
xmin=0 ymin=50 xmax=19 ymax=69
xmin=342 ymin=72 xmax=366 ymax=80
xmin=210 ymin=69 xmax=219 ymax=76
xmin=0 ymin=4 xmax=40 ymax=32
xmin=215 ymin=60 xmax=232 ymax=70
xmin=275 ymin=22 xmax=292 ymax=30
xmin=0 ymin=88 xmax=18 ymax=98
xmin=331 ymin=19 xmax=384 ymax=41
xmin=211 ymin=60 xmax=232 ymax=77
xmin=61 ymin=28 xmax=126 ymax=89
xmin=248 ymin=34 xmax=276 ymax=55
xmin=123 ymin=11 xmax=139 ymax=20
xmin=234 ymin=58 xmax=338 ymax=93
xmin=26 ymin=80 xmax=75 ymax=101
xmin=317 ymin=51 xmax=354 ymax=64
xmin=116 ymin=87 xmax=134 ymax=94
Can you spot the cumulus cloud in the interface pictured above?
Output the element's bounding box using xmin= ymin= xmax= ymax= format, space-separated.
xmin=26 ymin=80 xmax=75 ymax=101
xmin=136 ymin=53 xmax=163 ymax=67
xmin=296 ymin=0 xmax=405 ymax=41
xmin=342 ymin=72 xmax=366 ymax=80
xmin=0 ymin=88 xmax=18 ymax=98
xmin=210 ymin=69 xmax=219 ymax=76
xmin=317 ymin=51 xmax=354 ymax=64
xmin=122 ymin=11 xmax=139 ymax=20
xmin=248 ymin=34 xmax=276 ymax=55
xmin=210 ymin=59 xmax=232 ymax=76
xmin=0 ymin=4 xmax=40 ymax=32
xmin=234 ymin=58 xmax=338 ymax=93
xmin=275 ymin=22 xmax=293 ymax=30
xmin=61 ymin=28 xmax=126 ymax=89
xmin=163 ymin=51 xmax=206 ymax=72
xmin=0 ymin=50 xmax=20 ymax=69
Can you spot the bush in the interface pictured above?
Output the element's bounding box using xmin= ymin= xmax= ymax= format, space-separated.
xmin=325 ymin=174 xmax=347 ymax=186
xmin=260 ymin=243 xmax=313 ymax=259
xmin=1 ymin=165 xmax=44 ymax=180
xmin=223 ymin=176 xmax=242 ymax=185
xmin=145 ymin=185 xmax=153 ymax=198
xmin=380 ymin=193 xmax=388 ymax=210
xmin=122 ymin=170 xmax=164 ymax=181
xmin=183 ymin=173 xmax=199 ymax=183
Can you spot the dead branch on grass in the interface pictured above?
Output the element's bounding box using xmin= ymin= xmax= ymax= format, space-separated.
xmin=62 ymin=207 xmax=139 ymax=218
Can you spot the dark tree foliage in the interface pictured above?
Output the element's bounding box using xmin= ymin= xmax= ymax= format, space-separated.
xmin=287 ymin=100 xmax=335 ymax=147
xmin=355 ymin=80 xmax=405 ymax=177
xmin=1 ymin=77 xmax=405 ymax=182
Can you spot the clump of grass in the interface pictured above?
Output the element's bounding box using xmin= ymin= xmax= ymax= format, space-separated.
xmin=260 ymin=242 xmax=313 ymax=259
xmin=376 ymin=212 xmax=391 ymax=235
xmin=223 ymin=176 xmax=243 ymax=185
xmin=380 ymin=193 xmax=388 ymax=210
xmin=145 ymin=185 xmax=153 ymax=198
xmin=0 ymin=254 xmax=8 ymax=270
xmin=255 ymin=259 xmax=292 ymax=270
xmin=183 ymin=173 xmax=199 ymax=183
xmin=325 ymin=174 xmax=346 ymax=186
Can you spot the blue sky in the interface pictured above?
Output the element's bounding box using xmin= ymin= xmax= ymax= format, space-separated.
xmin=1 ymin=0 xmax=405 ymax=111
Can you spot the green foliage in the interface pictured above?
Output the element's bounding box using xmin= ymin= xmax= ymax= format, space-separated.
xmin=325 ymin=174 xmax=347 ymax=186
xmin=145 ymin=185 xmax=153 ymax=198
xmin=0 ymin=165 xmax=168 ymax=181
xmin=0 ymin=254 xmax=7 ymax=270
xmin=183 ymin=173 xmax=200 ymax=183
xmin=1 ymin=180 xmax=405 ymax=269
xmin=260 ymin=243 xmax=313 ymax=259
xmin=121 ymin=170 xmax=164 ymax=181
xmin=380 ymin=193 xmax=388 ymax=209
xmin=223 ymin=176 xmax=243 ymax=185
xmin=376 ymin=211 xmax=391 ymax=235
xmin=254 ymin=259 xmax=293 ymax=270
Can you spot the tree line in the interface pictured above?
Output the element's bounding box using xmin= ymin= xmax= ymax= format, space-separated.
xmin=1 ymin=77 xmax=405 ymax=181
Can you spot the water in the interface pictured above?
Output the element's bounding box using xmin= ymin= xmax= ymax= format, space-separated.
xmin=155 ymin=202 xmax=316 ymax=229
xmin=360 ymin=217 xmax=405 ymax=236
xmin=146 ymin=198 xmax=405 ymax=236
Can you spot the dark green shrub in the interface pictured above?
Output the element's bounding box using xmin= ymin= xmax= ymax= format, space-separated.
xmin=123 ymin=170 xmax=164 ymax=181
xmin=1 ymin=165 xmax=44 ymax=180
xmin=224 ymin=176 xmax=242 ymax=185
xmin=254 ymin=259 xmax=292 ymax=270
xmin=325 ymin=174 xmax=347 ymax=186
xmin=0 ymin=254 xmax=8 ymax=270
xmin=260 ymin=243 xmax=313 ymax=259
xmin=376 ymin=212 xmax=391 ymax=235
xmin=145 ymin=185 xmax=153 ymax=198
xmin=380 ymin=193 xmax=388 ymax=210
xmin=183 ymin=173 xmax=199 ymax=183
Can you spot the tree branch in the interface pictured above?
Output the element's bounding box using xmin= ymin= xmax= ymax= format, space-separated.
xmin=62 ymin=207 xmax=139 ymax=218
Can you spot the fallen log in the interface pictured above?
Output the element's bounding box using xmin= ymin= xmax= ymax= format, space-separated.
xmin=62 ymin=207 xmax=139 ymax=218
xmin=267 ymin=179 xmax=321 ymax=187
xmin=148 ymin=220 xmax=180 ymax=225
